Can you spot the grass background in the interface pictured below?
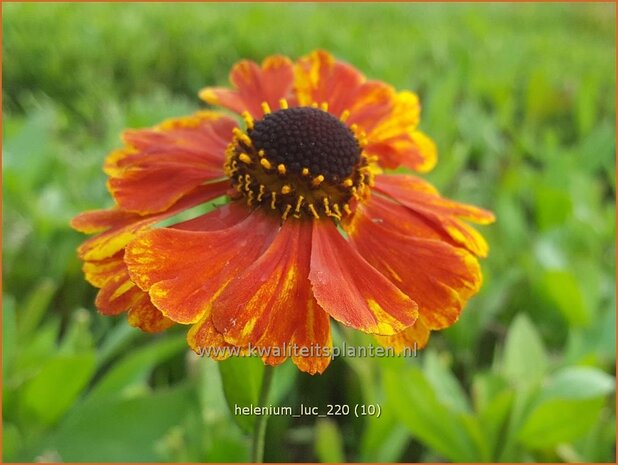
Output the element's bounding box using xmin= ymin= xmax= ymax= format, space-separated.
xmin=2 ymin=2 xmax=616 ymax=462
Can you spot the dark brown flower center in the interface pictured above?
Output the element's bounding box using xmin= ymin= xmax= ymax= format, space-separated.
xmin=249 ymin=107 xmax=361 ymax=183
xmin=225 ymin=103 xmax=375 ymax=221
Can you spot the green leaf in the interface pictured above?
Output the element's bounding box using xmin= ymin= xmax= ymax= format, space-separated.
xmin=21 ymin=354 xmax=96 ymax=426
xmin=502 ymin=314 xmax=548 ymax=385
xmin=17 ymin=278 xmax=57 ymax=338
xmin=473 ymin=373 xmax=514 ymax=459
xmin=383 ymin=361 xmax=487 ymax=461
xmin=41 ymin=386 xmax=196 ymax=462
xmin=534 ymin=185 xmax=572 ymax=230
xmin=518 ymin=398 xmax=605 ymax=449
xmin=2 ymin=422 xmax=21 ymax=461
xmin=2 ymin=296 xmax=17 ymax=379
xmin=314 ymin=418 xmax=345 ymax=463
xmin=218 ymin=356 xmax=264 ymax=432
xmin=359 ymin=411 xmax=409 ymax=462
xmin=87 ymin=334 xmax=186 ymax=402
xmin=542 ymin=366 xmax=615 ymax=400
xmin=541 ymin=270 xmax=590 ymax=327
xmin=423 ymin=351 xmax=471 ymax=413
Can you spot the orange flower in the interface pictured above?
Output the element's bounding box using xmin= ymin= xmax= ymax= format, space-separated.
xmin=73 ymin=50 xmax=494 ymax=374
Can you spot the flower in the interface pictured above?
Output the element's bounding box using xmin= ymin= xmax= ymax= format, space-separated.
xmin=72 ymin=50 xmax=494 ymax=374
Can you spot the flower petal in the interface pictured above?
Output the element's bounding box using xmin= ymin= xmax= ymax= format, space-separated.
xmin=309 ymin=220 xmax=418 ymax=335
xmin=172 ymin=201 xmax=251 ymax=232
xmin=375 ymin=174 xmax=495 ymax=257
xmin=211 ymin=220 xmax=331 ymax=372
xmin=366 ymin=129 xmax=437 ymax=172
xmin=291 ymin=296 xmax=332 ymax=375
xmin=82 ymin=253 xmax=173 ymax=332
xmin=362 ymin=90 xmax=436 ymax=172
xmin=127 ymin=296 xmax=175 ymax=333
xmin=347 ymin=199 xmax=482 ymax=330
xmin=125 ymin=211 xmax=279 ymax=325
xmin=375 ymin=319 xmax=431 ymax=354
xmin=294 ymin=51 xmax=434 ymax=172
xmin=211 ymin=220 xmax=309 ymax=346
xmin=295 ymin=50 xmax=364 ymax=113
xmin=294 ymin=50 xmax=393 ymax=129
xmin=200 ymin=55 xmax=295 ymax=118
xmin=83 ymin=253 xmax=138 ymax=316
xmin=344 ymin=193 xmax=446 ymax=242
xmin=187 ymin=315 xmax=239 ymax=361
xmin=73 ymin=182 xmax=229 ymax=261
xmin=105 ymin=112 xmax=235 ymax=214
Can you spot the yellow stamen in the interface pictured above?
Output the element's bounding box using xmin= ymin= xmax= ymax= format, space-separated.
xmin=244 ymin=174 xmax=252 ymax=191
xmin=233 ymin=128 xmax=252 ymax=146
xmin=261 ymin=102 xmax=271 ymax=114
xmin=320 ymin=102 xmax=329 ymax=112
xmin=312 ymin=175 xmax=325 ymax=187
xmin=277 ymin=164 xmax=286 ymax=175
xmin=241 ymin=111 xmax=254 ymax=130
xmin=333 ymin=203 xmax=342 ymax=218
xmin=308 ymin=203 xmax=320 ymax=219
xmin=270 ymin=192 xmax=278 ymax=209
xmin=279 ymin=98 xmax=289 ymax=110
xmin=323 ymin=197 xmax=332 ymax=215
xmin=238 ymin=153 xmax=252 ymax=165
xmin=340 ymin=109 xmax=350 ymax=122
xmin=247 ymin=190 xmax=254 ymax=206
xmin=281 ymin=185 xmax=292 ymax=195
xmin=302 ymin=167 xmax=310 ymax=176
xmin=258 ymin=149 xmax=265 ymax=158
xmin=282 ymin=204 xmax=292 ymax=220
xmin=257 ymin=184 xmax=266 ymax=202
xmin=260 ymin=158 xmax=272 ymax=170
xmin=344 ymin=204 xmax=352 ymax=215
xmin=311 ymin=102 xmax=319 ymax=108
xmin=343 ymin=178 xmax=353 ymax=187
xmin=295 ymin=195 xmax=305 ymax=213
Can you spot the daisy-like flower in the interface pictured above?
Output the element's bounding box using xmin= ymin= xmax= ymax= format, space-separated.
xmin=72 ymin=50 xmax=494 ymax=374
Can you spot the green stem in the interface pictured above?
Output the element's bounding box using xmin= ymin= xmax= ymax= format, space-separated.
xmin=251 ymin=365 xmax=275 ymax=463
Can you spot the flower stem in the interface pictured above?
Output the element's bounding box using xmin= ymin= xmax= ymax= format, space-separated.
xmin=251 ymin=365 xmax=275 ymax=463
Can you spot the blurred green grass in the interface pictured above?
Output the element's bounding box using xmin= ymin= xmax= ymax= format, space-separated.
xmin=2 ymin=2 xmax=616 ymax=463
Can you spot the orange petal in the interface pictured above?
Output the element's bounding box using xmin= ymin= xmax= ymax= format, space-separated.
xmin=211 ymin=220 xmax=310 ymax=347
xmin=344 ymin=193 xmax=446 ymax=242
xmin=344 ymin=80 xmax=395 ymax=132
xmin=71 ymin=209 xmax=139 ymax=234
xmin=291 ymin=296 xmax=332 ymax=375
xmin=200 ymin=55 xmax=295 ymax=118
xmin=172 ymin=201 xmax=251 ymax=232
xmin=375 ymin=319 xmax=431 ymax=354
xmin=375 ymin=174 xmax=495 ymax=257
xmin=188 ymin=315 xmax=239 ymax=361
xmin=105 ymin=112 xmax=235 ymax=214
xmin=364 ymin=91 xmax=420 ymax=139
xmin=127 ymin=295 xmax=175 ymax=333
xmin=74 ymin=182 xmax=229 ymax=261
xmin=347 ymin=199 xmax=482 ymax=330
xmin=309 ymin=220 xmax=418 ymax=335
xmin=366 ymin=129 xmax=437 ymax=173
xmin=294 ymin=50 xmax=394 ymax=131
xmin=83 ymin=253 xmax=173 ymax=332
xmin=125 ymin=211 xmax=279 ymax=325
xmin=363 ymin=91 xmax=436 ymax=172
xmin=83 ymin=253 xmax=138 ymax=316
xmin=295 ymin=50 xmax=364 ymax=114
xmin=211 ymin=220 xmax=331 ymax=372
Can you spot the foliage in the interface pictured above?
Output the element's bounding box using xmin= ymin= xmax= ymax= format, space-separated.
xmin=3 ymin=2 xmax=615 ymax=462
